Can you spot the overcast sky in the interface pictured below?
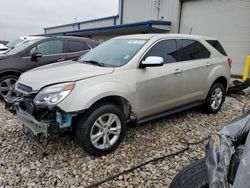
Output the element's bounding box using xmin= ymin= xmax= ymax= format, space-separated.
xmin=0 ymin=0 xmax=118 ymax=41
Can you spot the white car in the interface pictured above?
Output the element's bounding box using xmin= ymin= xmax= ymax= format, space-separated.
xmin=0 ymin=44 xmax=8 ymax=54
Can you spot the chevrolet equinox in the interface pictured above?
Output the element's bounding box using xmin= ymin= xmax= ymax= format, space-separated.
xmin=6 ymin=34 xmax=231 ymax=156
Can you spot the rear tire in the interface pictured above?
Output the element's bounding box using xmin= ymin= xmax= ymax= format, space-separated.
xmin=170 ymin=159 xmax=209 ymax=188
xmin=203 ymin=83 xmax=225 ymax=114
xmin=74 ymin=103 xmax=127 ymax=156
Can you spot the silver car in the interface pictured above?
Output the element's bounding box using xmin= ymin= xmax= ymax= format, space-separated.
xmin=6 ymin=34 xmax=231 ymax=156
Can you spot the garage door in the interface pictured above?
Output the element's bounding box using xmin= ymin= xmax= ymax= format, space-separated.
xmin=180 ymin=0 xmax=250 ymax=75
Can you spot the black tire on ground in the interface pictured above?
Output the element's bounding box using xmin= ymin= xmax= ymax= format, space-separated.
xmin=74 ymin=103 xmax=127 ymax=156
xmin=203 ymin=82 xmax=226 ymax=114
xmin=0 ymin=75 xmax=19 ymax=100
xmin=169 ymin=159 xmax=209 ymax=188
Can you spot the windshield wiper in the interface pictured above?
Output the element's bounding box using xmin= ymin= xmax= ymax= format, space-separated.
xmin=82 ymin=60 xmax=105 ymax=67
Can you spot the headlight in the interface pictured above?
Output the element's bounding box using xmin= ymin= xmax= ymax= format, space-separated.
xmin=34 ymin=82 xmax=75 ymax=106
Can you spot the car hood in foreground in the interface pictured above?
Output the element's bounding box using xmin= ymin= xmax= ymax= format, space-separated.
xmin=18 ymin=60 xmax=114 ymax=91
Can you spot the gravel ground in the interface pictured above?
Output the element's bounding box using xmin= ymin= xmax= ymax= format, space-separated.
xmin=0 ymin=93 xmax=249 ymax=187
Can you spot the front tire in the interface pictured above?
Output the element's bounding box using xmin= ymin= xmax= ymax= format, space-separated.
xmin=203 ymin=83 xmax=226 ymax=114
xmin=74 ymin=103 xmax=127 ymax=156
xmin=170 ymin=159 xmax=209 ymax=188
xmin=0 ymin=75 xmax=18 ymax=99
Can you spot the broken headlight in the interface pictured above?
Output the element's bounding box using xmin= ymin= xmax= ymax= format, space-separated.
xmin=34 ymin=82 xmax=75 ymax=106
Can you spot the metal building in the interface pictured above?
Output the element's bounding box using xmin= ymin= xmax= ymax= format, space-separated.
xmin=44 ymin=0 xmax=250 ymax=75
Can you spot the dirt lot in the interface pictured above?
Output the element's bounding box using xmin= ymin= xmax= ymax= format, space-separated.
xmin=0 ymin=94 xmax=249 ymax=187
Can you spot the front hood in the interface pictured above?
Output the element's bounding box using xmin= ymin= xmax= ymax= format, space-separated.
xmin=18 ymin=60 xmax=114 ymax=90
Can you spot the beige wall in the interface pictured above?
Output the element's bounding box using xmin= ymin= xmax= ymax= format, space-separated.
xmin=80 ymin=19 xmax=114 ymax=30
xmin=46 ymin=25 xmax=73 ymax=34
xmin=180 ymin=0 xmax=250 ymax=75
xmin=122 ymin=0 xmax=180 ymax=32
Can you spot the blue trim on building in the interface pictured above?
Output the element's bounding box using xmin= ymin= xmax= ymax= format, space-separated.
xmin=120 ymin=0 xmax=124 ymax=24
xmin=43 ymin=20 xmax=171 ymax=37
xmin=44 ymin=15 xmax=119 ymax=30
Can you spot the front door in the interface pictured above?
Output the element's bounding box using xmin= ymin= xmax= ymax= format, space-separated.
xmin=136 ymin=39 xmax=184 ymax=119
xmin=28 ymin=39 xmax=65 ymax=68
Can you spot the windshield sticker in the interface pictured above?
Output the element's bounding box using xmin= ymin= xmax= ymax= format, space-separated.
xmin=128 ymin=40 xmax=145 ymax=45
xmin=124 ymin=55 xmax=130 ymax=60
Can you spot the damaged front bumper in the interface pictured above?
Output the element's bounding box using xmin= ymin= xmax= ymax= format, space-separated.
xmin=5 ymin=96 xmax=73 ymax=144
xmin=15 ymin=104 xmax=49 ymax=143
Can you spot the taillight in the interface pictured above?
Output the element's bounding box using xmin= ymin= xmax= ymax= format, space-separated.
xmin=227 ymin=58 xmax=232 ymax=70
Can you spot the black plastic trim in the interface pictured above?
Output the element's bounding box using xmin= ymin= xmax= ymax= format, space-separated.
xmin=138 ymin=101 xmax=203 ymax=124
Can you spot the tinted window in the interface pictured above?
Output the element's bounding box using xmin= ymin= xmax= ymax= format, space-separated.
xmin=143 ymin=40 xmax=178 ymax=64
xmin=68 ymin=40 xmax=90 ymax=53
xmin=206 ymin=40 xmax=227 ymax=56
xmin=30 ymin=40 xmax=63 ymax=55
xmin=179 ymin=39 xmax=210 ymax=61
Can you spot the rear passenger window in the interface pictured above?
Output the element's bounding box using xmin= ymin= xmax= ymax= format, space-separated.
xmin=179 ymin=39 xmax=210 ymax=61
xmin=206 ymin=40 xmax=227 ymax=56
xmin=143 ymin=40 xmax=178 ymax=64
xmin=68 ymin=41 xmax=90 ymax=53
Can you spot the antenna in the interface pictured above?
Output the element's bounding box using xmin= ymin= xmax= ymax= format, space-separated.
xmin=189 ymin=27 xmax=193 ymax=34
xmin=73 ymin=17 xmax=78 ymax=31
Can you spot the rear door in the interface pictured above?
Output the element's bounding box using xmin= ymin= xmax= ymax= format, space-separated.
xmin=136 ymin=39 xmax=184 ymax=118
xmin=65 ymin=40 xmax=91 ymax=61
xmin=28 ymin=39 xmax=65 ymax=68
xmin=178 ymin=39 xmax=212 ymax=103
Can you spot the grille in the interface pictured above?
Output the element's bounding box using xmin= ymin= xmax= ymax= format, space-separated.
xmin=16 ymin=83 xmax=33 ymax=94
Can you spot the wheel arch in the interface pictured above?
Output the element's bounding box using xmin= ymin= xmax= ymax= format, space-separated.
xmin=0 ymin=70 xmax=22 ymax=79
xmin=84 ymin=95 xmax=132 ymax=120
xmin=212 ymin=76 xmax=228 ymax=90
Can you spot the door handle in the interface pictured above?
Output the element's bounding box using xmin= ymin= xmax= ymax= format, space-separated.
xmin=206 ymin=61 xmax=212 ymax=67
xmin=57 ymin=58 xmax=65 ymax=62
xmin=174 ymin=68 xmax=183 ymax=75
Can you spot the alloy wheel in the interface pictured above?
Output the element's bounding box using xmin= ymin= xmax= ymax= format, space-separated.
xmin=0 ymin=78 xmax=17 ymax=98
xmin=210 ymin=87 xmax=223 ymax=110
xmin=90 ymin=113 xmax=122 ymax=150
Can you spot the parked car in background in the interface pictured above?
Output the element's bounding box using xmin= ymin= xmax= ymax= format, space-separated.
xmin=6 ymin=34 xmax=231 ymax=156
xmin=0 ymin=40 xmax=8 ymax=45
xmin=0 ymin=36 xmax=98 ymax=98
xmin=0 ymin=44 xmax=9 ymax=54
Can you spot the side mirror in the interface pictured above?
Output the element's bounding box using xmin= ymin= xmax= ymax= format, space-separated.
xmin=31 ymin=52 xmax=42 ymax=61
xmin=140 ymin=56 xmax=164 ymax=68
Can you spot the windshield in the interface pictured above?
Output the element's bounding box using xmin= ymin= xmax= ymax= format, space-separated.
xmin=79 ymin=39 xmax=146 ymax=67
xmin=6 ymin=38 xmax=24 ymax=48
xmin=6 ymin=39 xmax=41 ymax=55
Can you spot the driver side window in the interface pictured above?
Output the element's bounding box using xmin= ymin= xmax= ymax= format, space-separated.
xmin=142 ymin=39 xmax=178 ymax=64
xmin=30 ymin=40 xmax=63 ymax=56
